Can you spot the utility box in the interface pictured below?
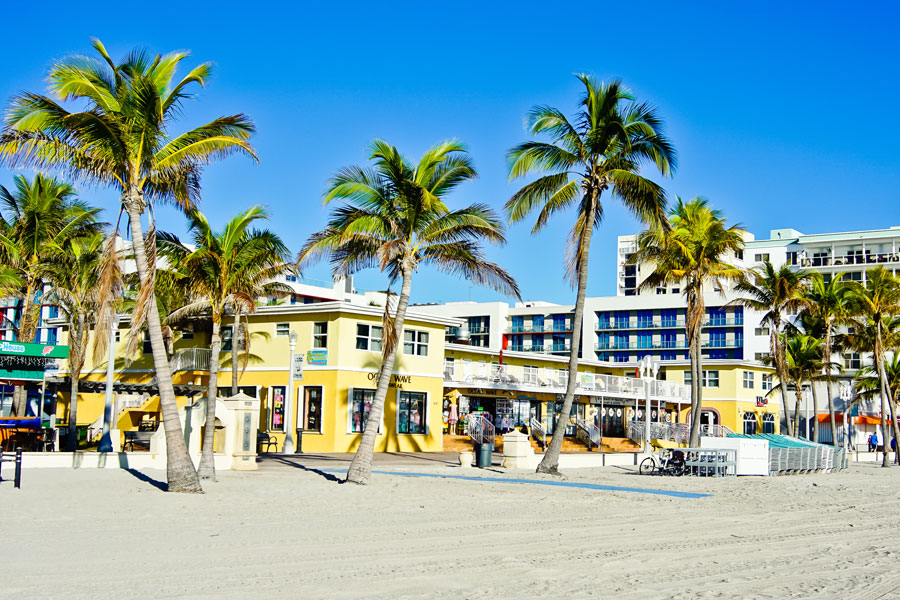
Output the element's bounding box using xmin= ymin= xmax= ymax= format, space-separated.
xmin=700 ymin=437 xmax=769 ymax=476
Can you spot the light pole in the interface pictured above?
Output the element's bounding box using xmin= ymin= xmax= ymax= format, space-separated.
xmin=639 ymin=356 xmax=660 ymax=453
xmin=98 ymin=312 xmax=118 ymax=453
xmin=282 ymin=330 xmax=297 ymax=454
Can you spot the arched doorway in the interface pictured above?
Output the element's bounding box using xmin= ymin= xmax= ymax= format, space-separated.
xmin=700 ymin=409 xmax=719 ymax=426
xmin=743 ymin=412 xmax=757 ymax=435
xmin=762 ymin=413 xmax=775 ymax=434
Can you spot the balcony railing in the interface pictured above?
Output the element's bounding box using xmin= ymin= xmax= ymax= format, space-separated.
xmin=506 ymin=324 xmax=574 ymax=334
xmin=596 ymin=317 xmax=743 ymax=331
xmin=442 ymin=362 xmax=690 ymax=402
xmin=508 ymin=345 xmax=572 ymax=354
xmin=172 ymin=348 xmax=211 ymax=372
xmin=799 ymin=252 xmax=900 ymax=267
xmin=595 ymin=339 xmax=742 ymax=350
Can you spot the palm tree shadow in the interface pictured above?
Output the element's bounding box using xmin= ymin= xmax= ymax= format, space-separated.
xmin=266 ymin=455 xmax=343 ymax=483
xmin=115 ymin=453 xmax=168 ymax=491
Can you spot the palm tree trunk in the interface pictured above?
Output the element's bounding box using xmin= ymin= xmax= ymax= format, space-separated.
xmin=198 ymin=319 xmax=221 ymax=480
xmin=125 ymin=202 xmax=202 ymax=493
xmin=794 ymin=386 xmax=804 ymax=439
xmin=875 ymin=325 xmax=891 ymax=467
xmin=810 ymin=383 xmax=819 ymax=443
xmin=688 ymin=291 xmax=704 ymax=448
xmin=66 ymin=311 xmax=85 ymax=452
xmin=231 ymin=308 xmax=241 ymax=396
xmin=346 ymin=265 xmax=413 ymax=485
xmin=772 ymin=322 xmax=792 ymax=436
xmin=12 ymin=277 xmax=37 ymax=417
xmin=824 ymin=325 xmax=838 ymax=446
xmin=537 ymin=205 xmax=594 ymax=475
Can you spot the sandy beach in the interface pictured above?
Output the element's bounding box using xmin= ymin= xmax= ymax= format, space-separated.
xmin=4 ymin=459 xmax=900 ymax=599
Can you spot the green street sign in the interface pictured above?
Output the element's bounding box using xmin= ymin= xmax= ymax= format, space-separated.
xmin=0 ymin=342 xmax=69 ymax=382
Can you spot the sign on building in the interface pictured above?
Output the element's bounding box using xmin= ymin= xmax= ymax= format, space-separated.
xmin=293 ymin=353 xmax=304 ymax=380
xmin=0 ymin=342 xmax=69 ymax=381
xmin=307 ymin=350 xmax=327 ymax=365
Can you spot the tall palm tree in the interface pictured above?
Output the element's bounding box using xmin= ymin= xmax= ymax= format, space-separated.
xmin=801 ymin=273 xmax=853 ymax=445
xmin=299 ymin=139 xmax=519 ymax=485
xmin=0 ymin=40 xmax=256 ymax=492
xmin=505 ymin=76 xmax=675 ymax=473
xmin=159 ymin=206 xmax=291 ymax=481
xmin=0 ymin=174 xmax=102 ymax=416
xmin=632 ymin=197 xmax=744 ymax=447
xmin=769 ymin=335 xmax=834 ymax=439
xmin=45 ymin=232 xmax=119 ymax=450
xmin=847 ymin=269 xmax=900 ymax=466
xmin=856 ymin=348 xmax=900 ymax=462
xmin=733 ymin=262 xmax=811 ymax=436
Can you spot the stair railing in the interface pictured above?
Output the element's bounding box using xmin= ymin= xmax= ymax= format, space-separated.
xmin=530 ymin=417 xmax=546 ymax=447
xmin=468 ymin=414 xmax=495 ymax=446
xmin=575 ymin=418 xmax=602 ymax=448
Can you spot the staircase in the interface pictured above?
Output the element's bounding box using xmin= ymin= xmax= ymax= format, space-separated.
xmin=599 ymin=437 xmax=642 ymax=452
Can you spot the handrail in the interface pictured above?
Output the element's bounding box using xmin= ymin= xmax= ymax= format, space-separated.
xmin=172 ymin=348 xmax=212 ymax=372
xmin=468 ymin=414 xmax=494 ymax=446
xmin=530 ymin=417 xmax=545 ymax=447
xmin=575 ymin=418 xmax=602 ymax=448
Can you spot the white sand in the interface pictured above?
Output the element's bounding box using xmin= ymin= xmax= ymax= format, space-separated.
xmin=3 ymin=461 xmax=900 ymax=599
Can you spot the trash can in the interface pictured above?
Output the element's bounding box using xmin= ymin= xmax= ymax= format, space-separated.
xmin=475 ymin=442 xmax=492 ymax=468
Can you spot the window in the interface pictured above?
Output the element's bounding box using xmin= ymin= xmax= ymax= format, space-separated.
xmin=709 ymin=331 xmax=726 ymax=348
xmin=755 ymin=327 xmax=770 ymax=336
xmin=614 ymin=312 xmax=629 ymax=329
xmin=661 ymin=310 xmax=678 ymax=327
xmin=142 ymin=332 xmax=152 ymax=354
xmin=302 ymin=386 xmax=322 ymax=432
xmin=222 ymin=326 xmax=233 ymax=352
xmin=707 ymin=308 xmax=726 ymax=326
xmin=754 ymin=253 xmax=770 ymax=263
xmin=181 ymin=327 xmax=194 ymax=340
xmin=656 ymin=287 xmax=666 ymax=295
xmin=531 ymin=315 xmax=544 ymax=332
xmin=684 ymin=370 xmax=692 ymax=386
xmin=755 ymin=352 xmax=770 ymax=362
xmin=397 ymin=391 xmax=427 ymax=434
xmin=403 ymin=330 xmax=429 ymax=356
xmin=614 ymin=333 xmax=629 ymax=349
xmin=511 ymin=316 xmax=524 ymax=333
xmin=702 ymin=370 xmax=720 ymax=388
xmin=115 ymin=330 xmax=121 ymax=343
xmin=743 ymin=371 xmax=755 ymax=389
xmin=530 ymin=333 xmax=544 ymax=351
xmin=661 ymin=332 xmax=677 ymax=348
xmin=269 ymin=386 xmax=286 ymax=432
xmin=762 ymin=413 xmax=775 ymax=434
xmin=614 ymin=353 xmax=629 ymax=363
xmin=356 ymin=324 xmax=383 ymax=351
xmin=843 ymin=353 xmax=861 ymax=369
xmin=523 ymin=365 xmax=538 ymax=384
xmin=660 ymin=351 xmax=677 ymax=361
xmin=637 ymin=332 xmax=652 ymax=349
xmin=276 ymin=323 xmax=290 ymax=337
xmin=46 ymin=328 xmax=57 ymax=345
xmin=348 ymin=388 xmax=377 ymax=433
xmin=734 ymin=249 xmax=744 ymax=260
xmin=313 ymin=322 xmax=328 ymax=348
xmin=551 ymin=333 xmax=567 ymax=352
xmin=48 ymin=305 xmax=59 ymax=319
xmin=743 ymin=412 xmax=757 ymax=435
xmin=637 ymin=311 xmax=653 ymax=328
xmin=285 ymin=274 xmax=298 ymax=282
xmin=762 ymin=374 xmax=773 ymax=391
xmin=552 ymin=314 xmax=569 ymax=331
xmin=671 ymin=287 xmax=680 ymax=294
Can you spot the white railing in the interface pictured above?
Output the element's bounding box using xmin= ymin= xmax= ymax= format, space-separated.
xmin=575 ymin=418 xmax=602 ymax=448
xmin=468 ymin=414 xmax=494 ymax=446
xmin=172 ymin=348 xmax=212 ymax=372
xmin=628 ymin=421 xmax=734 ymax=444
xmin=444 ymin=362 xmax=689 ymax=402
xmin=530 ymin=417 xmax=546 ymax=447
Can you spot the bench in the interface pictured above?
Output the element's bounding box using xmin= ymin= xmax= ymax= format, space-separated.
xmin=123 ymin=430 xmax=154 ymax=452
xmin=0 ymin=448 xmax=22 ymax=488
xmin=257 ymin=432 xmax=278 ymax=453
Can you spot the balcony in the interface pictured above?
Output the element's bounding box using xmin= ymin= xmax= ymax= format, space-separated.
xmin=508 ymin=345 xmax=572 ymax=354
xmin=442 ymin=362 xmax=690 ymax=402
xmin=596 ymin=317 xmax=742 ymax=331
xmin=595 ymin=339 xmax=742 ymax=351
xmin=505 ymin=324 xmax=574 ymax=334
xmin=172 ymin=348 xmax=211 ymax=372
xmin=800 ymin=252 xmax=900 ymax=267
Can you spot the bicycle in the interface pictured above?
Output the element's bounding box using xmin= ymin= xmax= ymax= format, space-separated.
xmin=638 ymin=448 xmax=685 ymax=476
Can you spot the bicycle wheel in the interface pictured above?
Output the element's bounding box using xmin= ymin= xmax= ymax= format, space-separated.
xmin=639 ymin=457 xmax=656 ymax=476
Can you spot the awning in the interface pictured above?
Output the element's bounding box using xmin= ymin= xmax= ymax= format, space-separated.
xmin=47 ymin=377 xmax=205 ymax=397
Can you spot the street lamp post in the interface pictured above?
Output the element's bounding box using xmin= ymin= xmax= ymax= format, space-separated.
xmin=98 ymin=312 xmax=118 ymax=453
xmin=282 ymin=330 xmax=297 ymax=454
xmin=639 ymin=356 xmax=660 ymax=453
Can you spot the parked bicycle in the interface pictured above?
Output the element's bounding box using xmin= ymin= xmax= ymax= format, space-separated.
xmin=639 ymin=449 xmax=685 ymax=476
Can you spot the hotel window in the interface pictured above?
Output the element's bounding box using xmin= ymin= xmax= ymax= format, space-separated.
xmin=707 ymin=308 xmax=726 ymax=326
xmin=755 ymin=352 xmax=770 ymax=362
xmin=403 ymin=330 xmax=429 ymax=356
xmin=614 ymin=333 xmax=629 ymax=349
xmin=755 ymin=326 xmax=770 ymax=336
xmin=523 ymin=365 xmax=539 ymax=385
xmin=762 ymin=374 xmax=773 ymax=391
xmin=660 ymin=351 xmax=676 ymax=361
xmin=637 ymin=332 xmax=652 ymax=349
xmin=557 ymin=369 xmax=568 ymax=387
xmin=702 ymin=370 xmax=720 ymax=388
xmin=552 ymin=333 xmax=567 ymax=352
xmin=303 ymin=387 xmax=323 ymax=432
xmin=709 ymin=331 xmax=726 ymax=348
xmin=661 ymin=332 xmax=677 ymax=348
xmin=356 ymin=324 xmax=383 ymax=351
xmin=614 ymin=312 xmax=629 ymax=329
xmin=142 ymin=332 xmax=152 ymax=354
xmin=511 ymin=316 xmax=524 ymax=333
xmin=661 ymin=310 xmax=678 ymax=327
xmin=46 ymin=328 xmax=58 ymax=345
xmin=48 ymin=305 xmax=59 ymax=319
xmin=754 ymin=253 xmax=770 ymax=263
xmin=313 ymin=322 xmax=328 ymax=348
xmin=552 ymin=314 xmax=568 ymax=331
xmin=637 ymin=311 xmax=653 ymax=328
xmin=743 ymin=371 xmax=755 ymax=389
xmin=531 ymin=315 xmax=544 ymax=332
xmin=275 ymin=323 xmax=290 ymax=337
xmin=614 ymin=353 xmax=629 ymax=363
xmin=348 ymin=388 xmax=378 ymax=433
xmin=597 ymin=312 xmax=610 ymax=328
xmin=531 ymin=333 xmax=544 ymax=351
xmin=684 ymin=370 xmax=692 ymax=386
xmin=397 ymin=391 xmax=427 ymax=434
xmin=656 ymin=287 xmax=666 ymax=295
xmin=843 ymin=353 xmax=861 ymax=370
xmin=762 ymin=413 xmax=775 ymax=434
xmin=269 ymin=386 xmax=286 ymax=432
xmin=222 ymin=326 xmax=233 ymax=352
xmin=734 ymin=249 xmax=744 ymax=260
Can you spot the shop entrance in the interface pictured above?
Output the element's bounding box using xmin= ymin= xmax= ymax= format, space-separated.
xmin=599 ymin=405 xmax=626 ymax=437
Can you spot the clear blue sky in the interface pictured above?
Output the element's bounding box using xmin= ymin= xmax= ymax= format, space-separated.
xmin=2 ymin=1 xmax=898 ymax=305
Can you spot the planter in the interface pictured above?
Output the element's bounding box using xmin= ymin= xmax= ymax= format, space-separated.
xmin=458 ymin=450 xmax=474 ymax=468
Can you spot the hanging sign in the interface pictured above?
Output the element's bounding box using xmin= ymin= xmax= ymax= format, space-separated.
xmin=307 ymin=350 xmax=327 ymax=365
xmin=292 ymin=353 xmax=305 ymax=380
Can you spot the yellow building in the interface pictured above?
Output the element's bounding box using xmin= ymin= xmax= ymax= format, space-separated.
xmin=53 ymin=301 xmax=457 ymax=453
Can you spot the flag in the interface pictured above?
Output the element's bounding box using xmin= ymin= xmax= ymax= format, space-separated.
xmin=500 ymin=334 xmax=508 ymax=364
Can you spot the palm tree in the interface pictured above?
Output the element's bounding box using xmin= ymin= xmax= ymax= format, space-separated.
xmin=505 ymin=76 xmax=675 ymax=473
xmin=801 ymin=273 xmax=853 ymax=445
xmin=0 ymin=40 xmax=256 ymax=493
xmin=846 ymin=270 xmax=900 ymax=466
xmin=299 ymin=139 xmax=519 ymax=485
xmin=733 ymin=262 xmax=811 ymax=436
xmin=0 ymin=174 xmax=102 ymax=416
xmin=770 ymin=335 xmax=834 ymax=439
xmin=632 ymin=197 xmax=744 ymax=447
xmin=159 ymin=206 xmax=290 ymax=481
xmin=856 ymin=348 xmax=900 ymax=462
xmin=45 ymin=232 xmax=119 ymax=450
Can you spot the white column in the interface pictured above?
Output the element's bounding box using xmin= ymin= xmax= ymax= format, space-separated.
xmin=282 ymin=330 xmax=297 ymax=454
